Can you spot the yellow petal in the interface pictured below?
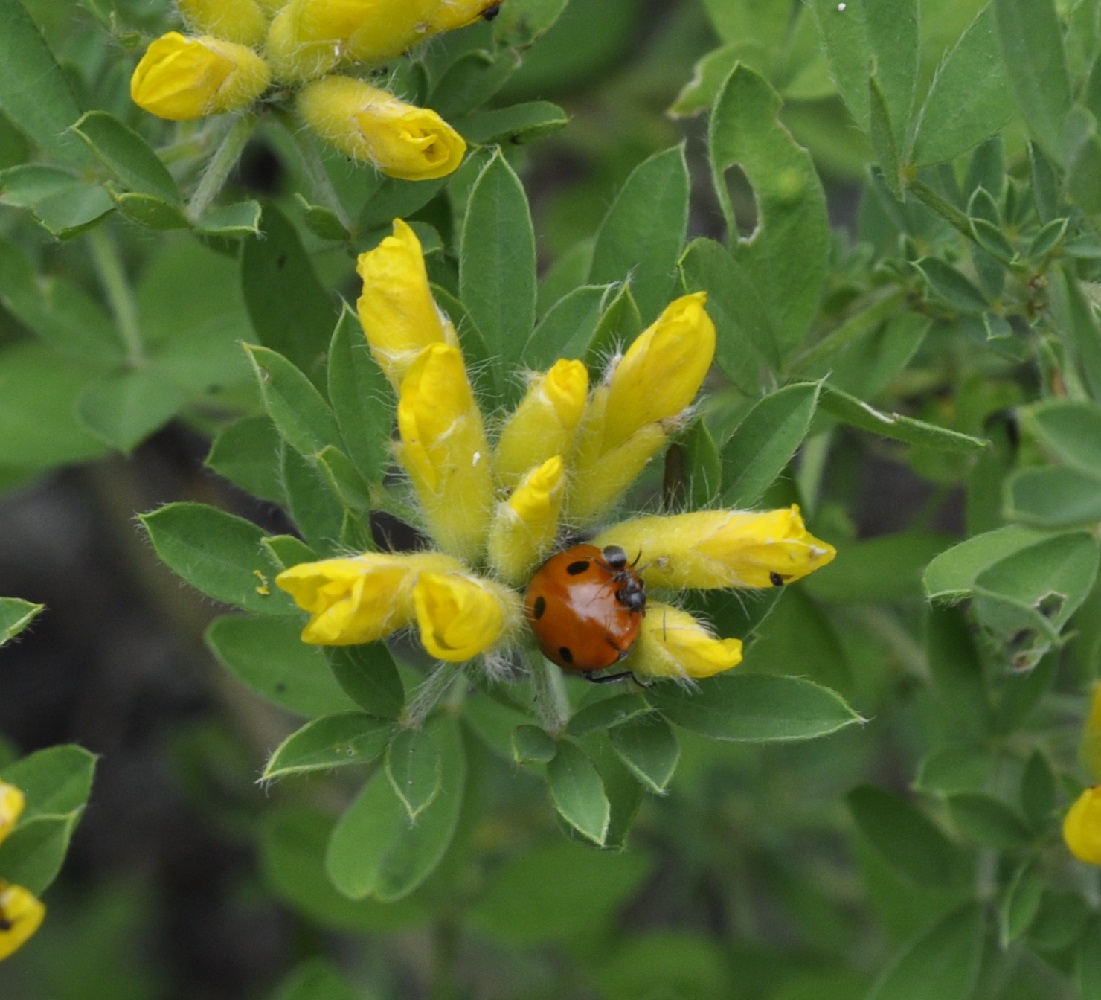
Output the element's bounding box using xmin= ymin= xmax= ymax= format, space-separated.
xmin=130 ymin=32 xmax=271 ymax=121
xmin=602 ymin=292 xmax=715 ymax=451
xmin=0 ymin=782 xmax=25 ymax=845
xmin=486 ymin=455 xmax=566 ymax=585
xmin=1064 ymin=786 xmax=1101 ymax=864
xmin=412 ymin=571 xmax=519 ymax=661
xmin=356 ymin=219 xmax=458 ymax=389
xmin=493 ymin=359 xmax=588 ymax=488
xmin=596 ymin=506 xmax=836 ymax=589
xmin=428 ymin=0 xmax=501 ymax=31
xmin=276 ymin=551 xmax=463 ymax=645
xmin=0 ymin=883 xmax=45 ymax=961
xmin=266 ymin=0 xmax=439 ymax=79
xmin=396 ymin=344 xmax=494 ymax=562
xmin=178 ymin=0 xmax=268 ymax=46
xmin=297 ymin=76 xmax=465 ymax=180
xmin=628 ymin=602 xmax=742 ymax=680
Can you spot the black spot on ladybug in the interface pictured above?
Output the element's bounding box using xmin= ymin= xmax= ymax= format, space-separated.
xmin=770 ymin=572 xmax=787 ymax=587
xmin=532 ymin=595 xmax=546 ymax=619
xmin=559 ymin=646 xmax=574 ymax=664
xmin=566 ymin=559 xmax=590 ymax=576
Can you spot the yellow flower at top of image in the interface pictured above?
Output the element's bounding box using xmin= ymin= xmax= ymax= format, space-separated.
xmin=0 ymin=781 xmax=46 ymax=962
xmin=275 ymin=219 xmax=837 ymax=688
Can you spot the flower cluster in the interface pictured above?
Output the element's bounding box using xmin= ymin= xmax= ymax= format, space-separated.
xmin=130 ymin=0 xmax=497 ymax=179
xmin=0 ymin=782 xmax=45 ymax=962
xmin=276 ymin=219 xmax=836 ymax=685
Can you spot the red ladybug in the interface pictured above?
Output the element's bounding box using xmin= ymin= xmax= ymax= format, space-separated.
xmin=524 ymin=543 xmax=646 ymax=679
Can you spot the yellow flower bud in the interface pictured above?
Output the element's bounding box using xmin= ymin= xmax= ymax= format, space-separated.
xmin=178 ymin=0 xmax=268 ymax=46
xmin=297 ymin=76 xmax=465 ymax=180
xmin=412 ymin=571 xmax=520 ymax=661
xmin=628 ymin=602 xmax=743 ymax=680
xmin=1083 ymin=684 xmax=1101 ymax=781
xmin=428 ymin=0 xmax=501 ymax=32
xmin=356 ymin=219 xmax=459 ymax=390
xmin=0 ymin=782 xmax=24 ymax=844
xmin=595 ymin=506 xmax=836 ymax=589
xmin=276 ymin=551 xmax=463 ymax=645
xmin=396 ymin=344 xmax=494 ymax=563
xmin=603 ymin=292 xmax=715 ymax=451
xmin=130 ymin=32 xmax=271 ymax=121
xmin=266 ymin=0 xmax=439 ymax=80
xmin=1064 ymin=786 xmax=1101 ymax=864
xmin=0 ymin=882 xmax=45 ymax=961
xmin=564 ymin=294 xmax=715 ymax=524
xmin=493 ymin=359 xmax=588 ymax=488
xmin=487 ymin=455 xmax=566 ymax=585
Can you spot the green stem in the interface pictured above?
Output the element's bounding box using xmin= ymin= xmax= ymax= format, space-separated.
xmin=88 ymin=227 xmax=142 ymax=364
xmin=789 ymin=287 xmax=908 ymax=374
xmin=403 ymin=663 xmax=461 ymax=729
xmin=528 ymin=650 xmax=571 ymax=735
xmin=282 ymin=111 xmax=353 ymax=233
xmin=187 ymin=112 xmax=256 ymax=222
xmin=908 ymin=177 xmax=974 ymax=243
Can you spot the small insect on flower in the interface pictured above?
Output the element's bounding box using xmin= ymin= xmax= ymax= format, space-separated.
xmin=524 ymin=544 xmax=646 ymax=680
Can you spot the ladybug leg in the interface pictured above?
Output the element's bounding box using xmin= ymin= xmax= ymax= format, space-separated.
xmin=581 ymin=670 xmax=633 ymax=684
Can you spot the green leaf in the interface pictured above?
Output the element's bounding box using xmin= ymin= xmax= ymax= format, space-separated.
xmin=1005 ymin=465 xmax=1101 ymax=528
xmin=326 ymin=307 xmax=391 ymax=485
xmin=913 ymin=744 xmax=992 ymax=797
xmin=869 ymin=905 xmax=984 ymax=1000
xmin=648 ymin=673 xmax=862 ymax=742
xmin=709 ymin=65 xmax=829 ymax=358
xmin=326 ymin=715 xmax=464 ymax=901
xmin=1000 ymin=860 xmax=1043 ymax=946
xmin=328 ymin=644 xmax=405 ymax=719
xmin=924 ymin=524 xmax=1054 ymax=601
xmin=270 ymin=960 xmax=359 ymax=1000
xmin=914 ymin=258 xmax=988 ymax=312
xmin=74 ymin=369 xmax=185 ymax=452
xmin=454 ymin=101 xmax=569 ymax=145
xmin=459 ymin=151 xmax=536 ymax=387
xmin=801 ymin=532 xmax=953 ymax=604
xmin=588 ymin=144 xmax=690 ymax=324
xmin=140 ymin=502 xmax=296 ymax=616
xmin=205 ymin=415 xmax=286 ymax=504
xmin=546 ymin=739 xmax=610 ymax=845
xmin=463 ymin=839 xmax=652 ymax=945
xmin=241 ymin=204 xmax=333 ymax=386
xmin=720 ymin=381 xmax=821 ymax=507
xmin=523 ymin=283 xmax=609 ymax=371
xmin=911 ymin=4 xmax=1016 ymax=166
xmin=1020 ymin=398 xmax=1101 ymax=473
xmin=567 ymin=693 xmax=650 ymax=736
xmin=70 ymin=110 xmax=179 ymax=202
xmin=263 ymin=713 xmax=393 ymax=780
xmin=0 ymin=597 xmax=43 ymax=644
xmin=511 ymin=724 xmax=557 ymax=764
xmin=205 ymin=615 xmax=359 ymax=717
xmin=1019 ymin=749 xmax=1056 ymax=828
xmin=819 ymin=383 xmax=988 ymax=452
xmin=385 ymin=727 xmax=442 ymax=822
xmin=848 ymin=785 xmax=969 ymax=888
xmin=925 ymin=605 xmax=991 ymax=736
xmin=279 ymin=445 xmax=348 ymax=553
xmin=244 ymin=343 xmax=341 ymax=457
xmin=0 ymin=0 xmax=87 ymax=166
xmin=868 ymin=75 xmax=901 ymax=197
xmin=609 ymin=714 xmax=680 ymax=794
xmin=945 ymin=793 xmax=1032 ymax=849
xmin=113 ymin=192 xmax=190 ymax=230
xmin=992 ymin=0 xmax=1071 ymax=164
xmin=195 ymin=200 xmax=262 ymax=237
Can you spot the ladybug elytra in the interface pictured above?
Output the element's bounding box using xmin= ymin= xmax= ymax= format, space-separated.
xmin=523 ymin=543 xmax=646 ymax=679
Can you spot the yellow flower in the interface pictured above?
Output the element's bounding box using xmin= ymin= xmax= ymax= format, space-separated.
xmin=412 ymin=571 xmax=520 ymax=661
xmin=628 ymin=602 xmax=743 ymax=680
xmin=567 ymin=293 xmax=715 ymax=523
xmin=130 ymin=32 xmax=271 ymax=121
xmin=595 ymin=506 xmax=836 ymax=590
xmin=297 ymin=76 xmax=465 ymax=180
xmin=266 ymin=0 xmax=440 ymax=81
xmin=1082 ymin=684 xmax=1101 ymax=781
xmin=1064 ymin=786 xmax=1101 ymax=864
xmin=0 ymin=782 xmax=23 ymax=843
xmin=0 ymin=882 xmax=45 ymax=962
xmin=493 ymin=359 xmax=588 ymax=488
xmin=178 ymin=0 xmax=268 ymax=46
xmin=487 ymin=455 xmax=566 ymax=585
xmin=356 ymin=219 xmax=459 ymax=390
xmin=276 ymin=551 xmax=463 ymax=645
xmin=428 ymin=0 xmax=501 ymax=31
xmin=396 ymin=344 xmax=494 ymax=563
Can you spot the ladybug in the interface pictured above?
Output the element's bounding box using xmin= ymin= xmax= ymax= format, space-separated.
xmin=524 ymin=543 xmax=646 ymax=679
